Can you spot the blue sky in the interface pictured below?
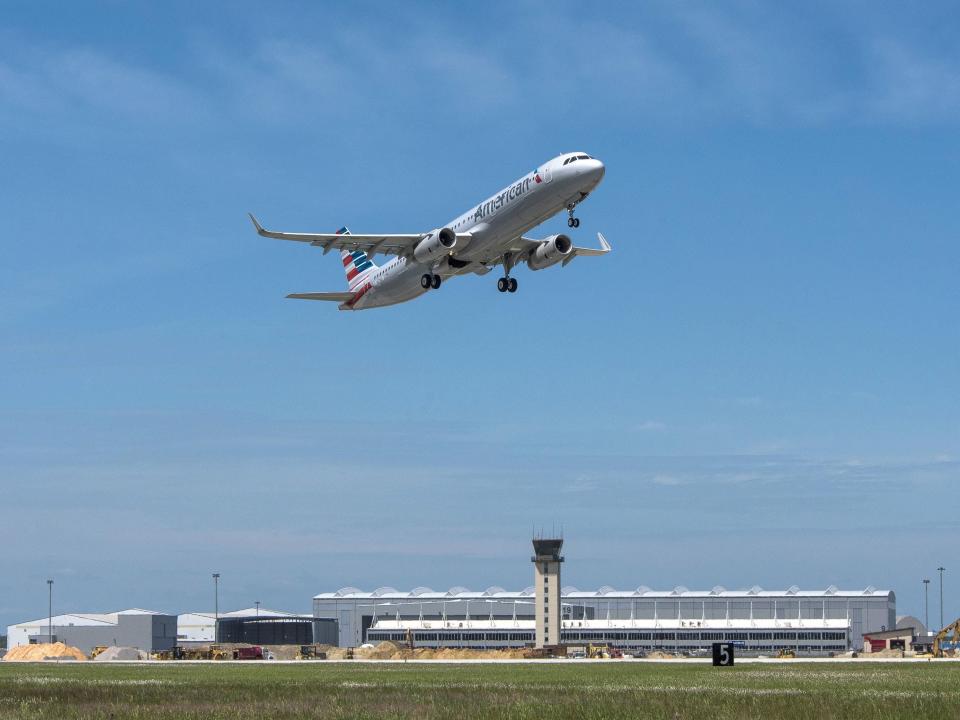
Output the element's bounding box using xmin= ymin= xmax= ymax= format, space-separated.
xmin=1 ymin=1 xmax=958 ymax=632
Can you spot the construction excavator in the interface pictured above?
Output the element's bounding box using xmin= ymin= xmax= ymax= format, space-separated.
xmin=933 ymin=618 xmax=960 ymax=657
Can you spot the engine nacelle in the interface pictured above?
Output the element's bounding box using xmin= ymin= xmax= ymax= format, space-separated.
xmin=527 ymin=234 xmax=573 ymax=271
xmin=414 ymin=227 xmax=457 ymax=264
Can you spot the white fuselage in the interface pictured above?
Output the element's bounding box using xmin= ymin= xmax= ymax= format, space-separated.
xmin=346 ymin=152 xmax=605 ymax=309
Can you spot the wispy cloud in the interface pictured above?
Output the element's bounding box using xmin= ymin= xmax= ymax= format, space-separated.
xmin=561 ymin=475 xmax=599 ymax=494
xmin=0 ymin=47 xmax=208 ymax=128
xmin=3 ymin=5 xmax=959 ymax=136
xmin=865 ymin=37 xmax=960 ymax=122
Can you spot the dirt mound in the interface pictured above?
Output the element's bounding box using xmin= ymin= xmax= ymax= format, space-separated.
xmin=646 ymin=651 xmax=681 ymax=660
xmin=324 ymin=647 xmax=353 ymax=660
xmin=356 ymin=641 xmax=400 ymax=660
xmin=382 ymin=646 xmax=538 ymax=661
xmin=866 ymin=648 xmax=904 ymax=658
xmin=266 ymin=645 xmax=300 ymax=660
xmin=4 ymin=643 xmax=86 ymax=662
xmin=92 ymin=646 xmax=148 ymax=661
xmin=322 ymin=644 xmax=578 ymax=661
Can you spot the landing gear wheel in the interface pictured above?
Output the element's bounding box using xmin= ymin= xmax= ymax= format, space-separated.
xmin=431 ymin=274 xmax=442 ymax=289
xmin=572 ymin=217 xmax=580 ymax=228
xmin=421 ymin=273 xmax=432 ymax=289
xmin=508 ymin=278 xmax=518 ymax=293
xmin=497 ymin=277 xmax=508 ymax=293
xmin=567 ymin=217 xmax=575 ymax=228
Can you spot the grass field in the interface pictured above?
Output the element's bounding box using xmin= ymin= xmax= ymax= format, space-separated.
xmin=1 ymin=662 xmax=957 ymax=719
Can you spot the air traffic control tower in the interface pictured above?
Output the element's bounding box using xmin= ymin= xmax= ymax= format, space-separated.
xmin=531 ymin=537 xmax=564 ymax=648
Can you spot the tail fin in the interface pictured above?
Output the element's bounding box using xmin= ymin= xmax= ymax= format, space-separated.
xmin=336 ymin=227 xmax=378 ymax=290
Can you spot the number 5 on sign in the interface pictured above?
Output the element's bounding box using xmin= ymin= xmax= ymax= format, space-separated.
xmin=712 ymin=642 xmax=734 ymax=666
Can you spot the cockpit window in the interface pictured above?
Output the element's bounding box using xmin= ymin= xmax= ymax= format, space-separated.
xmin=577 ymin=155 xmax=591 ymax=160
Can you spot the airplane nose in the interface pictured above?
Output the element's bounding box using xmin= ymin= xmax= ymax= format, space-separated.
xmin=584 ymin=158 xmax=605 ymax=184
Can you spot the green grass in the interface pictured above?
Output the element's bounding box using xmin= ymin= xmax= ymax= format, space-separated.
xmin=0 ymin=662 xmax=957 ymax=720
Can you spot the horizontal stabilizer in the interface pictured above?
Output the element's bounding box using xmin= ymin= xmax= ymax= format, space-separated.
xmin=287 ymin=292 xmax=355 ymax=302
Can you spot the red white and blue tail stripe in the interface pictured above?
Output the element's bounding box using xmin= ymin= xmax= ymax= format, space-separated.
xmin=337 ymin=227 xmax=377 ymax=291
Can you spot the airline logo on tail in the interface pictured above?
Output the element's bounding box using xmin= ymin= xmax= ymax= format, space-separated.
xmin=337 ymin=227 xmax=377 ymax=290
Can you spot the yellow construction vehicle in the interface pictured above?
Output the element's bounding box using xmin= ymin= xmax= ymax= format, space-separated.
xmin=296 ymin=645 xmax=328 ymax=660
xmin=89 ymin=646 xmax=108 ymax=660
xmin=776 ymin=648 xmax=796 ymax=659
xmin=208 ymin=644 xmax=230 ymax=660
xmin=933 ymin=618 xmax=960 ymax=658
xmin=587 ymin=643 xmax=610 ymax=658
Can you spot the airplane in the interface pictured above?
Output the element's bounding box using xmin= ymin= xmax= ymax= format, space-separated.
xmin=249 ymin=151 xmax=609 ymax=310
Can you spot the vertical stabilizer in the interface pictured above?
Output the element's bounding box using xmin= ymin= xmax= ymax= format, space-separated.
xmin=337 ymin=227 xmax=378 ymax=290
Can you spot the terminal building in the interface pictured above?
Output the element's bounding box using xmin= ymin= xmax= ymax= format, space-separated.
xmin=316 ymin=585 xmax=891 ymax=655
xmin=314 ymin=540 xmax=894 ymax=655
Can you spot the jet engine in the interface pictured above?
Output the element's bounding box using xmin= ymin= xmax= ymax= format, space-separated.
xmin=527 ymin=234 xmax=573 ymax=271
xmin=414 ymin=227 xmax=457 ymax=264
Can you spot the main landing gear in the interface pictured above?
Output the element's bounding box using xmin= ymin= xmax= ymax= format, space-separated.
xmin=420 ymin=273 xmax=442 ymax=290
xmin=567 ymin=206 xmax=581 ymax=228
xmin=497 ymin=252 xmax=518 ymax=293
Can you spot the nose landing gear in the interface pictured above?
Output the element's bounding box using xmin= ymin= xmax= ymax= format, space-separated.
xmin=567 ymin=195 xmax=588 ymax=227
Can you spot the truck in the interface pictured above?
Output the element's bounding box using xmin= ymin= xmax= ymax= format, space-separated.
xmin=233 ymin=646 xmax=265 ymax=660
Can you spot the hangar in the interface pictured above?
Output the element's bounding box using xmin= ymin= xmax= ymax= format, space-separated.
xmin=5 ymin=609 xmax=177 ymax=655
xmin=314 ymin=585 xmax=893 ymax=654
xmin=176 ymin=607 xmax=334 ymax=646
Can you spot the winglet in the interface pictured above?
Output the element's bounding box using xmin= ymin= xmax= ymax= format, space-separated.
xmin=248 ymin=213 xmax=266 ymax=235
xmin=562 ymin=232 xmax=612 ymax=266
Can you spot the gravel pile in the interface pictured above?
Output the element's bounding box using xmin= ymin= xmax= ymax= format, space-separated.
xmin=92 ymin=646 xmax=149 ymax=661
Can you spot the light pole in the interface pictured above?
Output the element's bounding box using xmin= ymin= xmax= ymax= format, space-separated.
xmin=47 ymin=579 xmax=53 ymax=643
xmin=938 ymin=567 xmax=945 ymax=631
xmin=213 ymin=573 xmax=220 ymax=643
xmin=255 ymin=600 xmax=260 ymax=617
xmin=923 ymin=579 xmax=930 ymax=632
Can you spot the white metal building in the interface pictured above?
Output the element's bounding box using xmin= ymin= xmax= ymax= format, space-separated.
xmin=315 ymin=585 xmax=894 ymax=654
xmin=6 ymin=609 xmax=177 ymax=654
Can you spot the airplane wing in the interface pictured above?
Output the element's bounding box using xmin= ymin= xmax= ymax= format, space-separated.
xmin=286 ymin=292 xmax=355 ymax=302
xmin=562 ymin=232 xmax=612 ymax=266
xmin=249 ymin=214 xmax=469 ymax=258
xmin=504 ymin=232 xmax=612 ymax=267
